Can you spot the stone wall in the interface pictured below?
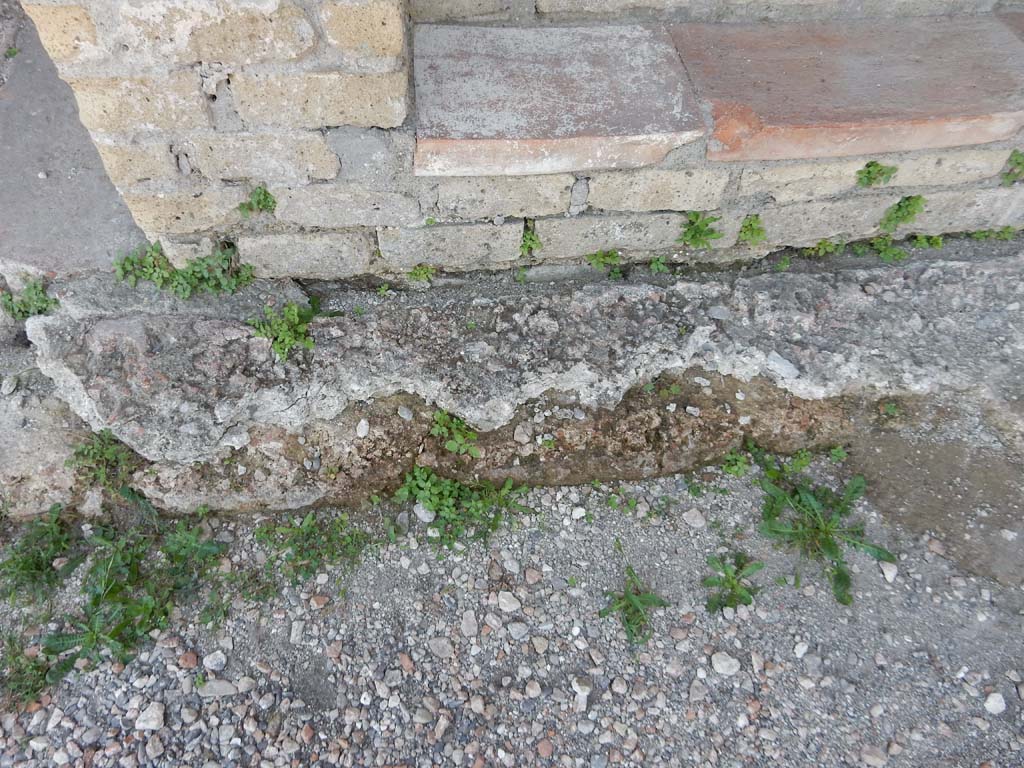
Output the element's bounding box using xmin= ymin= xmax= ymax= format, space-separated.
xmin=14 ymin=1 xmax=1024 ymax=282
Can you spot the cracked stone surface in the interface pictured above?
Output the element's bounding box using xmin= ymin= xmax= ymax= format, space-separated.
xmin=26 ymin=250 xmax=1024 ymax=471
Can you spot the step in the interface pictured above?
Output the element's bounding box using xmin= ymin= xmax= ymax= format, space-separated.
xmin=413 ymin=24 xmax=705 ymax=175
xmin=414 ymin=14 xmax=1024 ymax=174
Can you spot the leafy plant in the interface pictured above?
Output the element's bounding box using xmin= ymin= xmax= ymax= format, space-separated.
xmin=738 ymin=214 xmax=767 ymax=246
xmin=431 ymin=410 xmax=481 ymax=458
xmin=870 ymin=235 xmax=907 ymax=264
xmin=585 ymin=249 xmax=622 ymax=278
xmin=747 ymin=442 xmax=894 ymax=605
xmin=1 ymin=278 xmax=59 ymax=320
xmin=775 ymin=254 xmax=792 ymax=272
xmin=912 ymin=234 xmax=943 ymax=249
xmin=114 ymin=241 xmax=254 ymax=299
xmin=599 ymin=565 xmax=669 ymax=644
xmin=394 ymin=467 xmax=529 ymax=550
xmin=970 ymin=227 xmax=1016 ymax=241
xmin=255 ymin=511 xmax=369 ymax=582
xmin=521 ymin=220 xmax=542 ymax=257
xmin=67 ymin=430 xmax=139 ymax=491
xmin=802 ymin=238 xmax=843 ymax=258
xmin=1002 ymin=149 xmax=1024 ymax=186
xmin=4 ymin=47 xmax=18 ymax=59
xmin=703 ymin=552 xmax=764 ymax=613
xmin=829 ymin=446 xmax=849 ymax=463
xmin=249 ymin=302 xmax=315 ymax=361
xmin=721 ymin=450 xmax=749 ymax=478
xmin=238 ymin=186 xmax=276 ymax=218
xmin=408 ymin=264 xmax=435 ymax=282
xmin=856 ymin=161 xmax=897 ymax=188
xmin=1 ymin=636 xmax=48 ymax=705
xmin=376 ymin=283 xmax=391 ymax=296
xmin=0 ymin=505 xmax=80 ymax=599
xmin=648 ymin=256 xmax=669 ymax=274
xmin=879 ymin=195 xmax=925 ymax=233
xmin=677 ymin=211 xmax=723 ymax=250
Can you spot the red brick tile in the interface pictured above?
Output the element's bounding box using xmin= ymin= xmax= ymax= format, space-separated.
xmin=671 ymin=17 xmax=1024 ymax=162
xmin=413 ymin=24 xmax=704 ymax=176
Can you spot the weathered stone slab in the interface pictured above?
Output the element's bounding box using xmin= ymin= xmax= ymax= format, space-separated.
xmin=26 ymin=251 xmax=1024 ymax=475
xmin=414 ymin=25 xmax=704 ymax=175
xmin=671 ymin=17 xmax=1024 ymax=161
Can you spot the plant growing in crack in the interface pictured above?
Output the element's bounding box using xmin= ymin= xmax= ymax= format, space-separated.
xmin=431 ymin=410 xmax=481 ymax=458
xmin=238 ymin=185 xmax=276 ymax=218
xmin=248 ymin=302 xmax=315 ymax=361
xmin=520 ymin=220 xmax=542 ymax=257
xmin=1 ymin=278 xmax=59 ymax=320
xmin=879 ymin=195 xmax=925 ymax=233
xmin=585 ymin=250 xmax=622 ymax=279
xmin=856 ymin=160 xmax=897 ymax=188
xmin=738 ymin=214 xmax=767 ymax=246
xmin=115 ymin=242 xmax=254 ymax=298
xmin=677 ymin=211 xmax=723 ymax=250
xmin=1002 ymin=149 xmax=1024 ymax=186
xmin=407 ymin=264 xmax=435 ymax=283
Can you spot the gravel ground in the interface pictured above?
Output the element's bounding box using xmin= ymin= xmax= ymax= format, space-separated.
xmin=1 ymin=455 xmax=1021 ymax=768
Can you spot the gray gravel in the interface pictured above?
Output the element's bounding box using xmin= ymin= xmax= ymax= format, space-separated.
xmin=2 ymin=457 xmax=1022 ymax=767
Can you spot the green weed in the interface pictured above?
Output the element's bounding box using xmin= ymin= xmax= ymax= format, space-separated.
xmin=0 ymin=505 xmax=80 ymax=599
xmin=648 ymin=256 xmax=669 ymax=274
xmin=970 ymin=226 xmax=1017 ymax=241
xmin=376 ymin=283 xmax=391 ymax=296
xmin=870 ymin=235 xmax=908 ymax=264
xmin=1 ymin=636 xmax=48 ymax=705
xmin=721 ymin=450 xmax=750 ymax=478
xmin=408 ymin=264 xmax=435 ymax=282
xmin=879 ymin=195 xmax=925 ymax=233
xmin=4 ymin=47 xmax=18 ymax=59
xmin=829 ymin=446 xmax=849 ymax=463
xmin=249 ymin=302 xmax=315 ymax=361
xmin=521 ymin=220 xmax=542 ymax=257
xmin=856 ymin=161 xmax=897 ymax=188
xmin=912 ymin=233 xmax=943 ymax=249
xmin=431 ymin=410 xmax=481 ymax=458
xmin=238 ymin=186 xmax=276 ymax=218
xmin=738 ymin=214 xmax=767 ymax=246
xmin=802 ymin=239 xmax=843 ymax=258
xmin=67 ymin=430 xmax=139 ymax=491
xmin=255 ymin=511 xmax=369 ymax=583
xmin=775 ymin=254 xmax=792 ymax=272
xmin=585 ymin=250 xmax=622 ymax=278
xmin=747 ymin=442 xmax=894 ymax=605
xmin=394 ymin=467 xmax=529 ymax=550
xmin=677 ymin=212 xmax=723 ymax=250
xmin=1 ymin=278 xmax=59 ymax=320
xmin=599 ymin=565 xmax=669 ymax=644
xmin=114 ymin=242 xmax=254 ymax=299
xmin=1002 ymin=149 xmax=1024 ymax=186
xmin=703 ymin=552 xmax=764 ymax=613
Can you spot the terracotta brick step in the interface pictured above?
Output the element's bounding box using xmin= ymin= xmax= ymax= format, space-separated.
xmin=414 ymin=13 xmax=1024 ymax=174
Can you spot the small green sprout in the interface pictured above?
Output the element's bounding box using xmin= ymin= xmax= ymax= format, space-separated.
xmin=677 ymin=211 xmax=723 ymax=250
xmin=521 ymin=220 xmax=542 ymax=257
xmin=1002 ymin=149 xmax=1024 ymax=186
xmin=912 ymin=234 xmax=943 ymax=249
xmin=431 ymin=410 xmax=481 ymax=458
xmin=879 ymin=195 xmax=925 ymax=233
xmin=738 ymin=214 xmax=767 ymax=246
xmin=1 ymin=278 xmax=59 ymax=320
xmin=238 ymin=186 xmax=276 ymax=218
xmin=4 ymin=47 xmax=18 ymax=59
xmin=248 ymin=302 xmax=315 ymax=361
xmin=856 ymin=161 xmax=897 ymax=188
xmin=829 ymin=446 xmax=849 ymax=463
xmin=649 ymin=256 xmax=669 ymax=274
xmin=703 ymin=552 xmax=764 ymax=613
xmin=408 ymin=264 xmax=436 ymax=282
xmin=599 ymin=565 xmax=669 ymax=644
xmin=775 ymin=254 xmax=792 ymax=272
xmin=721 ymin=450 xmax=749 ymax=478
